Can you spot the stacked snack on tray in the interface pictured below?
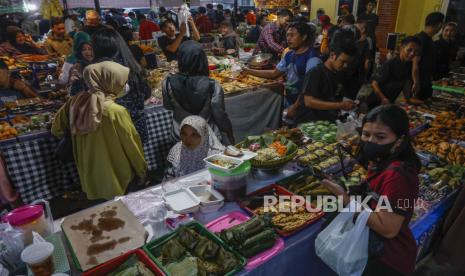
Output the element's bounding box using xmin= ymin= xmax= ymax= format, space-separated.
xmin=299 ymin=121 xmax=337 ymax=144
xmin=147 ymin=223 xmax=244 ymax=275
xmin=219 ymin=215 xmax=278 ymax=258
xmin=210 ymin=69 xmax=274 ymax=94
xmin=0 ymin=121 xmax=18 ymax=140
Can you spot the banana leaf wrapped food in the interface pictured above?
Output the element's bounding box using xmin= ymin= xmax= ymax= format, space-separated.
xmin=178 ymin=226 xmax=201 ymax=250
xmin=161 ymin=239 xmax=186 ymax=265
xmin=194 ymin=236 xmax=220 ymax=260
xmin=109 ymin=255 xmax=155 ymax=276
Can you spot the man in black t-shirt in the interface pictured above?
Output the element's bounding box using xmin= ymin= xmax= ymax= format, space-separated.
xmin=412 ymin=12 xmax=444 ymax=101
xmin=295 ymin=29 xmax=357 ymax=123
xmin=158 ymin=18 xmax=200 ymax=62
xmin=368 ymin=36 xmax=420 ymax=109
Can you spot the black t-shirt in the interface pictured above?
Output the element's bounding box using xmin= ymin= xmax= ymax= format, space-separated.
xmin=434 ymin=38 xmax=459 ymax=80
xmin=297 ymin=63 xmax=343 ymax=123
xmin=358 ymin=12 xmax=379 ymax=38
xmin=415 ymin=31 xmax=435 ymax=83
xmin=158 ymin=35 xmax=189 ymax=61
xmin=372 ymin=56 xmax=412 ymax=101
xmin=129 ymin=44 xmax=144 ymax=64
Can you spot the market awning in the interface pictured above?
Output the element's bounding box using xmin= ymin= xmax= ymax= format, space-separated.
xmin=60 ymin=0 xmax=202 ymax=9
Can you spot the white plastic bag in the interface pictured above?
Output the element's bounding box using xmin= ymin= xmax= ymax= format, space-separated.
xmin=336 ymin=118 xmax=358 ymax=140
xmin=178 ymin=4 xmax=191 ymax=37
xmin=315 ymin=201 xmax=371 ymax=276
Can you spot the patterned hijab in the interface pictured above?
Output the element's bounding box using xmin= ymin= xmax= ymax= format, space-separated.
xmin=167 ymin=116 xmax=225 ymax=177
xmin=69 ymin=61 xmax=129 ymax=135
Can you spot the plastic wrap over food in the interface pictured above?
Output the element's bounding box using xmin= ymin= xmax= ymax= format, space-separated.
xmin=116 ymin=188 xmax=164 ymax=221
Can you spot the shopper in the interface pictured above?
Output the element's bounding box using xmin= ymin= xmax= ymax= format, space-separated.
xmin=217 ymin=21 xmax=241 ymax=56
xmin=128 ymin=12 xmax=139 ymax=31
xmin=92 ymin=28 xmax=152 ymax=143
xmin=0 ymin=27 xmax=44 ymax=56
xmin=52 ymin=61 xmax=147 ymax=200
xmin=320 ymin=104 xmax=420 ymax=276
xmin=165 ymin=116 xmax=225 ymax=179
xmin=83 ymin=10 xmax=107 ymax=36
xmin=245 ymin=15 xmax=267 ymax=43
xmin=311 ymin=8 xmax=325 ymax=27
xmin=163 ymin=40 xmax=234 ymax=144
xmin=245 ymin=21 xmax=321 ymax=108
xmin=0 ymin=59 xmax=37 ymax=103
xmin=357 ymin=0 xmax=379 ymax=43
xmin=65 ymin=10 xmax=82 ymax=35
xmin=195 ymin=6 xmax=213 ymax=34
xmin=412 ymin=12 xmax=444 ymax=101
xmin=296 ymin=29 xmax=357 ymax=123
xmin=59 ymin=32 xmax=93 ymax=86
xmin=337 ymin=4 xmax=351 ymax=25
xmin=434 ymin=22 xmax=459 ymax=80
xmin=254 ymin=9 xmax=293 ymax=60
xmin=368 ymin=36 xmax=420 ymax=108
xmin=45 ymin=17 xmax=73 ymax=57
xmin=138 ymin=13 xmax=160 ymax=40
xmin=158 ymin=18 xmax=200 ymax=62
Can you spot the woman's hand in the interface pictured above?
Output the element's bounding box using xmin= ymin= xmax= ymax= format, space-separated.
xmin=320 ymin=179 xmax=350 ymax=205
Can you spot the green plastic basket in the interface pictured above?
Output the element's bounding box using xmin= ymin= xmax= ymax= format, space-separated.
xmin=143 ymin=221 xmax=246 ymax=276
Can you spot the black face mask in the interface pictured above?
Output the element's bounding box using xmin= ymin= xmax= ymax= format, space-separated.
xmin=358 ymin=140 xmax=397 ymax=163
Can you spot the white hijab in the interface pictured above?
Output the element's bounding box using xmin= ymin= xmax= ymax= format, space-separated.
xmin=167 ymin=116 xmax=225 ymax=177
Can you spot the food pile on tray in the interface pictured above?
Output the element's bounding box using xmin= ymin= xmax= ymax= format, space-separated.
xmin=210 ymin=69 xmax=276 ymax=94
xmin=299 ymin=121 xmax=338 ymax=144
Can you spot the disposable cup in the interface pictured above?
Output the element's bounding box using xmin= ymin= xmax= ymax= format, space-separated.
xmin=21 ymin=242 xmax=55 ymax=276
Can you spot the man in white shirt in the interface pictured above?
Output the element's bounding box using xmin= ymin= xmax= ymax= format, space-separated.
xmin=65 ymin=10 xmax=81 ymax=34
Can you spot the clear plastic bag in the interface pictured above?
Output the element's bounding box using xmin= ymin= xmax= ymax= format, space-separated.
xmin=0 ymin=223 xmax=25 ymax=272
xmin=315 ymin=201 xmax=371 ymax=276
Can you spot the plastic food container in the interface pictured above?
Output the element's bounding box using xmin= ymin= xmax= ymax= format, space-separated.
xmin=209 ymin=161 xmax=251 ymax=201
xmin=163 ymin=188 xmax=200 ymax=214
xmin=82 ymin=249 xmax=165 ymax=276
xmin=188 ymin=185 xmax=224 ymax=214
xmin=2 ymin=204 xmax=51 ymax=245
xmin=204 ymin=154 xmax=244 ymax=173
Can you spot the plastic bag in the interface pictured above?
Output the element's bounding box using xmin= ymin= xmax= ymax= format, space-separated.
xmin=315 ymin=201 xmax=371 ymax=276
xmin=336 ymin=115 xmax=359 ymax=141
xmin=0 ymin=223 xmax=25 ymax=272
xmin=178 ymin=4 xmax=191 ymax=37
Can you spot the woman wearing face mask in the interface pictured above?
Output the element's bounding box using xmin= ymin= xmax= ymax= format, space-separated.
xmin=321 ymin=105 xmax=420 ymax=276
xmin=58 ymin=32 xmax=94 ymax=91
xmin=164 ymin=116 xmax=225 ymax=179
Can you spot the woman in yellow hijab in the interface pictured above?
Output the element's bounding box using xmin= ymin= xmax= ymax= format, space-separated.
xmin=52 ymin=61 xmax=147 ymax=200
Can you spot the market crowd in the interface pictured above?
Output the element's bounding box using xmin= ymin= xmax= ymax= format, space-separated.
xmin=0 ymin=2 xmax=465 ymax=275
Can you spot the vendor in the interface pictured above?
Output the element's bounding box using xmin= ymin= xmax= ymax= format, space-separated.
xmin=320 ymin=105 xmax=420 ymax=276
xmin=44 ymin=17 xmax=74 ymax=57
xmin=158 ymin=17 xmax=200 ymax=62
xmin=244 ymin=21 xmax=321 ymax=107
xmin=165 ymin=115 xmax=225 ymax=179
xmin=58 ymin=32 xmax=94 ymax=87
xmin=296 ymin=29 xmax=357 ymax=123
xmin=253 ymin=9 xmax=293 ymax=60
xmin=367 ymin=36 xmax=420 ymax=109
xmin=434 ymin=22 xmax=459 ymax=80
xmin=0 ymin=60 xmax=37 ymax=103
xmin=0 ymin=27 xmax=45 ymax=57
xmin=51 ymin=61 xmax=147 ymax=200
xmin=217 ymin=20 xmax=242 ymax=56
xmin=163 ymin=40 xmax=234 ymax=144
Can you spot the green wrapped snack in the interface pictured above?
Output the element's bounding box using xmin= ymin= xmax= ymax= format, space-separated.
xmin=166 ymin=257 xmax=198 ymax=276
xmin=109 ymin=255 xmax=155 ymax=276
xmin=197 ymin=258 xmax=224 ymax=275
xmin=240 ymin=229 xmax=276 ymax=250
xmin=194 ymin=236 xmax=220 ymax=260
xmin=177 ymin=226 xmax=201 ymax=250
xmin=215 ymin=248 xmax=240 ymax=273
xmin=239 ymin=239 xmax=277 ymax=258
xmin=161 ymin=239 xmax=186 ymax=265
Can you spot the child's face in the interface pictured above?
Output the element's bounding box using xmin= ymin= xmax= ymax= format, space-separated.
xmin=181 ymin=125 xmax=202 ymax=150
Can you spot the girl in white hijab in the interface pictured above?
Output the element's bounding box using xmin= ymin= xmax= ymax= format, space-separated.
xmin=165 ymin=115 xmax=225 ymax=179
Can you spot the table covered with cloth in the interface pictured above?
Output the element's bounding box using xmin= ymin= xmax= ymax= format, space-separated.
xmin=53 ymin=162 xmax=458 ymax=275
xmin=0 ymin=105 xmax=173 ymax=204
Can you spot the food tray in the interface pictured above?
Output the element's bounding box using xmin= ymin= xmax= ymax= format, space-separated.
xmin=239 ymin=184 xmax=324 ymax=237
xmin=251 ymin=150 xmax=298 ymax=170
xmin=204 ymin=154 xmax=244 ymax=173
xmin=163 ymin=187 xmax=200 ymax=214
xmin=205 ymin=211 xmax=285 ymax=270
xmin=82 ymin=249 xmax=165 ymax=276
xmin=143 ymin=221 xmax=247 ymax=276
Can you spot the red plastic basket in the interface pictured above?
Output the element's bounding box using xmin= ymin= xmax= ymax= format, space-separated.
xmin=239 ymin=184 xmax=324 ymax=237
xmin=82 ymin=249 xmax=165 ymax=276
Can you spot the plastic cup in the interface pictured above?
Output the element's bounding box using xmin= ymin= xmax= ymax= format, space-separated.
xmin=21 ymin=242 xmax=55 ymax=276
